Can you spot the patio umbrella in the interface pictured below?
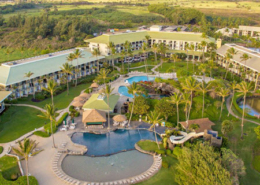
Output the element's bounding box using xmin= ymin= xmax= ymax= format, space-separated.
xmin=73 ymin=96 xmax=86 ymax=101
xmin=72 ymin=100 xmax=84 ymax=107
xmin=91 ymin=82 xmax=99 ymax=88
xmin=113 ymin=115 xmax=127 ymax=122
xmin=79 ymin=93 xmax=91 ymax=99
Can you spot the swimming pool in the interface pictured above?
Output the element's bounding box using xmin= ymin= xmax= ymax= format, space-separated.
xmin=62 ymin=150 xmax=153 ymax=182
xmin=125 ymin=76 xmax=155 ymax=84
xmin=71 ymin=129 xmax=161 ymax=156
xmin=238 ymin=97 xmax=260 ymax=116
xmin=118 ymin=86 xmax=135 ymax=98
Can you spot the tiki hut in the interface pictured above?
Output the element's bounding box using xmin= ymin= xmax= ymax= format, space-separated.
xmin=73 ymin=96 xmax=86 ymax=101
xmin=79 ymin=93 xmax=91 ymax=99
xmin=72 ymin=100 xmax=84 ymax=107
xmin=91 ymin=83 xmax=99 ymax=88
xmin=113 ymin=115 xmax=127 ymax=122
xmin=82 ymin=109 xmax=106 ymax=127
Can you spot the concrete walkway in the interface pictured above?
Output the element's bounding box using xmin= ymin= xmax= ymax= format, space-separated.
xmin=226 ymin=95 xmax=260 ymax=125
xmin=5 ymin=103 xmax=46 ymax=112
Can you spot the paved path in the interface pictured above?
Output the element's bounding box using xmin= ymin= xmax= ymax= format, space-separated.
xmin=226 ymin=95 xmax=260 ymax=125
xmin=5 ymin=104 xmax=46 ymax=112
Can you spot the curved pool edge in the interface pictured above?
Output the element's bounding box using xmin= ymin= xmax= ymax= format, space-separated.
xmin=52 ymin=148 xmax=162 ymax=184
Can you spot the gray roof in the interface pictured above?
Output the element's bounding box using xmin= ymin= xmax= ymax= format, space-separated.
xmin=0 ymin=49 xmax=104 ymax=86
xmin=217 ymin=44 xmax=260 ymax=72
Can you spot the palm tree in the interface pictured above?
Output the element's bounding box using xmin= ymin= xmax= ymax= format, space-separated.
xmin=198 ymin=64 xmax=207 ymax=81
xmin=189 ymin=123 xmax=200 ymax=132
xmin=240 ymin=53 xmax=251 ymax=80
xmin=221 ymin=120 xmax=233 ymax=137
xmin=127 ymin=82 xmax=143 ymax=126
xmin=120 ymin=50 xmax=127 ymax=73
xmin=24 ymin=71 xmax=34 ymax=98
xmin=42 ymin=79 xmax=58 ymax=106
xmin=127 ymin=46 xmax=133 ymax=73
xmin=158 ymin=43 xmax=167 ymax=68
xmin=145 ymin=35 xmax=151 ymax=47
xmin=208 ymin=42 xmax=216 ymax=59
xmin=207 ymin=60 xmax=217 ymax=78
xmin=185 ymin=43 xmax=190 ymax=73
xmin=236 ymin=81 xmax=253 ymax=138
xmin=168 ymin=92 xmax=183 ymax=127
xmin=97 ymin=68 xmax=110 ymax=84
xmin=189 ymin=43 xmax=195 ymax=72
xmin=198 ymin=81 xmax=211 ymax=118
xmin=107 ymin=41 xmax=115 ymax=69
xmin=148 ymin=111 xmax=163 ymax=149
xmin=182 ymin=93 xmax=191 ymax=127
xmin=152 ymin=43 xmax=159 ymax=65
xmin=66 ymin=53 xmax=75 ymax=63
xmin=170 ymin=53 xmax=178 ymax=68
xmin=100 ymin=84 xmax=114 ymax=130
xmin=91 ymin=48 xmax=101 ymax=72
xmin=12 ymin=138 xmax=38 ymax=185
xmin=199 ymin=41 xmax=207 ymax=63
xmin=228 ymin=81 xmax=237 ymax=117
xmin=216 ymin=87 xmax=230 ymax=120
xmin=60 ymin=63 xmax=73 ymax=95
xmin=142 ymin=42 xmax=148 ymax=74
xmin=73 ymin=49 xmax=84 ymax=87
xmin=38 ymin=104 xmax=56 ymax=148
xmin=224 ymin=52 xmax=233 ymax=79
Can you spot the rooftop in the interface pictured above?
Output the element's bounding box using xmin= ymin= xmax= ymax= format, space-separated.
xmin=82 ymin=109 xmax=106 ymax=123
xmin=85 ymin=31 xmax=215 ymax=45
xmin=238 ymin=25 xmax=260 ymax=32
xmin=179 ymin=118 xmax=215 ymax=133
xmin=0 ymin=48 xmax=105 ymax=86
xmin=0 ymin=91 xmax=12 ymax=103
xmin=217 ymin=43 xmax=260 ymax=72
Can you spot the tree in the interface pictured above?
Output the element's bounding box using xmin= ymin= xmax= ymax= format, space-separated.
xmin=100 ymin=84 xmax=114 ymax=130
xmin=60 ymin=63 xmax=73 ymax=95
xmin=152 ymin=43 xmax=159 ymax=64
xmin=24 ymin=71 xmax=34 ymax=98
xmin=182 ymin=93 xmax=191 ymax=127
xmin=168 ymin=92 xmax=183 ymax=127
xmin=228 ymin=81 xmax=237 ymax=117
xmin=155 ymin=98 xmax=174 ymax=121
xmin=236 ymin=81 xmax=253 ymax=138
xmin=221 ymin=120 xmax=233 ymax=136
xmin=158 ymin=43 xmax=167 ymax=68
xmin=127 ymin=82 xmax=144 ymax=126
xmin=38 ymin=104 xmax=56 ymax=148
xmin=148 ymin=111 xmax=163 ymax=149
xmin=170 ymin=53 xmax=178 ymax=68
xmin=189 ymin=123 xmax=200 ymax=132
xmin=96 ymin=68 xmax=110 ymax=84
xmin=240 ymin=53 xmax=251 ymax=80
xmin=175 ymin=143 xmax=232 ymax=185
xmin=198 ymin=63 xmax=207 ymax=81
xmin=91 ymin=48 xmax=101 ymax=72
xmin=145 ymin=35 xmax=151 ymax=47
xmin=42 ymin=79 xmax=58 ymax=106
xmin=142 ymin=42 xmax=148 ymax=75
xmin=254 ymin=125 xmax=260 ymax=140
xmin=207 ymin=60 xmax=217 ymax=78
xmin=221 ymin=148 xmax=246 ymax=184
xmin=216 ymin=87 xmax=230 ymax=120
xmin=199 ymin=41 xmax=207 ymax=63
xmin=12 ymin=139 xmax=38 ymax=185
xmin=224 ymin=52 xmax=233 ymax=79
xmin=107 ymin=41 xmax=115 ymax=70
xmin=66 ymin=53 xmax=74 ymax=63
xmin=128 ymin=96 xmax=150 ymax=116
xmin=73 ymin=49 xmax=84 ymax=87
xmin=198 ymin=81 xmax=211 ymax=118
xmin=185 ymin=42 xmax=190 ymax=74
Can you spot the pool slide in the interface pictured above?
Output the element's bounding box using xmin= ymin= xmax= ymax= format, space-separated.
xmin=170 ymin=131 xmax=204 ymax=144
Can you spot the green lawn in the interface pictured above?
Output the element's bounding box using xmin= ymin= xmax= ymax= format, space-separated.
xmin=0 ymin=156 xmax=20 ymax=180
xmin=0 ymin=106 xmax=46 ymax=143
xmin=16 ymin=82 xmax=91 ymax=110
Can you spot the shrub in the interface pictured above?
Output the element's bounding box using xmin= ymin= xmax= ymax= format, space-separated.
xmin=0 ymin=146 xmax=3 ymax=154
xmin=221 ymin=136 xmax=229 ymax=148
xmin=10 ymin=174 xmax=18 ymax=181
xmin=172 ymin=146 xmax=182 ymax=157
xmin=162 ymin=161 xmax=169 ymax=169
xmin=33 ymin=131 xmax=50 ymax=138
xmin=166 ymin=149 xmax=172 ymax=155
xmin=75 ymin=112 xmax=80 ymax=117
xmin=84 ymin=88 xmax=92 ymax=93
xmin=0 ymin=173 xmax=38 ymax=185
xmin=44 ymin=112 xmax=68 ymax=133
xmin=155 ymin=149 xmax=166 ymax=155
xmin=165 ymin=121 xmax=174 ymax=128
xmin=69 ymin=106 xmax=75 ymax=112
xmin=35 ymin=94 xmax=45 ymax=100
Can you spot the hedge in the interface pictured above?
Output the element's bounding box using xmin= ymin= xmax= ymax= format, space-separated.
xmin=0 ymin=146 xmax=3 ymax=154
xmin=33 ymin=131 xmax=50 ymax=138
xmin=232 ymin=93 xmax=256 ymax=119
xmin=44 ymin=112 xmax=69 ymax=133
xmin=0 ymin=173 xmax=38 ymax=185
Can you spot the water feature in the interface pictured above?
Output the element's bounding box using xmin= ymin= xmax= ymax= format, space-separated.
xmin=71 ymin=129 xmax=161 ymax=156
xmin=238 ymin=97 xmax=260 ymax=116
xmin=62 ymin=150 xmax=153 ymax=182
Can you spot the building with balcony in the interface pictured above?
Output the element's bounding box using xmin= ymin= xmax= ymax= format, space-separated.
xmin=216 ymin=43 xmax=260 ymax=88
xmin=85 ymin=31 xmax=215 ymax=59
xmin=0 ymin=48 xmax=105 ymax=99
xmin=0 ymin=91 xmax=12 ymax=113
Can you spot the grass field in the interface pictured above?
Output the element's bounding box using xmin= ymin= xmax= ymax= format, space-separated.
xmin=0 ymin=106 xmax=46 ymax=143
xmin=0 ymin=156 xmax=20 ymax=180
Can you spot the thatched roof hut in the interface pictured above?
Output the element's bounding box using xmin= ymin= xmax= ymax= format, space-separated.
xmin=113 ymin=115 xmax=127 ymax=122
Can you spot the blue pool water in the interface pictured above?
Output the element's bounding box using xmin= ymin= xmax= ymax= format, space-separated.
xmin=118 ymin=86 xmax=134 ymax=98
xmin=71 ymin=129 xmax=161 ymax=156
xmin=126 ymin=76 xmax=155 ymax=84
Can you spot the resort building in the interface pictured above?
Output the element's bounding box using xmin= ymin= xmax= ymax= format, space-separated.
xmin=0 ymin=48 xmax=105 ymax=99
xmin=0 ymin=91 xmax=12 ymax=113
xmin=216 ymin=25 xmax=260 ymax=38
xmin=216 ymin=43 xmax=260 ymax=86
xmin=82 ymin=93 xmax=120 ymax=112
xmin=85 ymin=31 xmax=215 ymax=58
